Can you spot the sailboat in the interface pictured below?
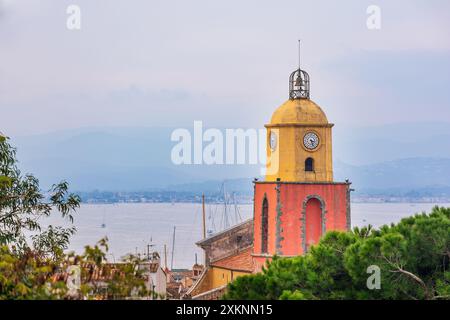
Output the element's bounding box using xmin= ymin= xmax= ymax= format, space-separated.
xmin=206 ymin=181 xmax=242 ymax=236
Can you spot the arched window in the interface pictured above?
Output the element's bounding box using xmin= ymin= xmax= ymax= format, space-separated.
xmin=305 ymin=157 xmax=314 ymax=172
xmin=304 ymin=198 xmax=323 ymax=252
xmin=261 ymin=198 xmax=269 ymax=254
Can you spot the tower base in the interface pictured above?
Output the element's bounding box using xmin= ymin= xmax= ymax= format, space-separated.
xmin=252 ymin=181 xmax=351 ymax=272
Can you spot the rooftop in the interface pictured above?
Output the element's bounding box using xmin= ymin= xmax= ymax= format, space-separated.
xmin=210 ymin=247 xmax=254 ymax=273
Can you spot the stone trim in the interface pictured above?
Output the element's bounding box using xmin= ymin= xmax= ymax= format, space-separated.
xmin=275 ymin=182 xmax=283 ymax=255
xmin=252 ymin=181 xmax=257 ymax=253
xmin=250 ymin=253 xmax=273 ymax=258
xmin=346 ymin=183 xmax=352 ymax=231
xmin=300 ymin=195 xmax=327 ymax=253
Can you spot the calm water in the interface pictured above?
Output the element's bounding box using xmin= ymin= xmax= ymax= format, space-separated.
xmin=42 ymin=202 xmax=449 ymax=269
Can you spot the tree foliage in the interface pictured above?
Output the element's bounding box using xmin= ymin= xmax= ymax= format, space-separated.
xmin=224 ymin=207 xmax=450 ymax=300
xmin=0 ymin=136 xmax=150 ymax=299
xmin=0 ymin=135 xmax=80 ymax=255
xmin=0 ymin=238 xmax=149 ymax=299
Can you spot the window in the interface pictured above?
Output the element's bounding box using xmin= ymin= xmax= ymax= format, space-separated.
xmin=304 ymin=198 xmax=323 ymax=251
xmin=261 ymin=198 xmax=269 ymax=253
xmin=305 ymin=157 xmax=314 ymax=172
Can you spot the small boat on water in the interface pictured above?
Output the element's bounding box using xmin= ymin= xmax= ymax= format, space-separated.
xmin=101 ymin=208 xmax=106 ymax=228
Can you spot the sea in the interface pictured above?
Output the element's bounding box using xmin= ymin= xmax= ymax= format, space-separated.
xmin=41 ymin=202 xmax=450 ymax=269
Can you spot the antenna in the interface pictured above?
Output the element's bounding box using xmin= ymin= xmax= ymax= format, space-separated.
xmin=146 ymin=236 xmax=155 ymax=260
xmin=298 ymin=39 xmax=301 ymax=71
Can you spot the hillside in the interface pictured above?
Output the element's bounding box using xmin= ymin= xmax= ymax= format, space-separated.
xmin=9 ymin=123 xmax=450 ymax=199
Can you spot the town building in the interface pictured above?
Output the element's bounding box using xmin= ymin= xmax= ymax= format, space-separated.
xmin=185 ymin=219 xmax=254 ymax=299
xmin=140 ymin=252 xmax=167 ymax=299
xmin=166 ymin=264 xmax=204 ymax=299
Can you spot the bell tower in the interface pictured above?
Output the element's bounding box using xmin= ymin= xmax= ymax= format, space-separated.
xmin=266 ymin=67 xmax=333 ymax=183
xmin=252 ymin=47 xmax=352 ymax=272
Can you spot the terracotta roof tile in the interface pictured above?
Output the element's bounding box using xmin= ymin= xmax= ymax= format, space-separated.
xmin=210 ymin=248 xmax=254 ymax=273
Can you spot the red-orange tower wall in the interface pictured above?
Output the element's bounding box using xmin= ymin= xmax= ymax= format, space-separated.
xmin=252 ymin=181 xmax=351 ymax=272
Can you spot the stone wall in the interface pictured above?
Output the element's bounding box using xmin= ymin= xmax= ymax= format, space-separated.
xmin=197 ymin=219 xmax=253 ymax=266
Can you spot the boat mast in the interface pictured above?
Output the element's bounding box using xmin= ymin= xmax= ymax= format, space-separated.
xmin=202 ymin=194 xmax=206 ymax=239
xmin=164 ymin=244 xmax=168 ymax=269
xmin=170 ymin=226 xmax=176 ymax=270
xmin=223 ymin=182 xmax=229 ymax=229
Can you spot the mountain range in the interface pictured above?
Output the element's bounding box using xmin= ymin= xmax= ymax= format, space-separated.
xmin=9 ymin=122 xmax=450 ymax=197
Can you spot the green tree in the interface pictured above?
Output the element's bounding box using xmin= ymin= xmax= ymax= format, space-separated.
xmin=0 ymin=134 xmax=80 ymax=299
xmin=0 ymin=136 xmax=150 ymax=300
xmin=0 ymin=135 xmax=80 ymax=257
xmin=0 ymin=245 xmax=69 ymax=299
xmin=224 ymin=207 xmax=450 ymax=300
xmin=69 ymin=238 xmax=149 ymax=300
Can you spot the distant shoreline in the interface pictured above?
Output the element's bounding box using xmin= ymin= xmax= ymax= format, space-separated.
xmin=78 ymin=199 xmax=450 ymax=205
xmin=74 ymin=189 xmax=450 ymax=205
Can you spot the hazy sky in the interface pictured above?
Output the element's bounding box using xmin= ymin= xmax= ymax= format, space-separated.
xmin=1 ymin=0 xmax=450 ymax=136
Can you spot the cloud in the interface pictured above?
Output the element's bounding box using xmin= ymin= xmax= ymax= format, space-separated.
xmin=0 ymin=0 xmax=6 ymax=18
xmin=1 ymin=0 xmax=450 ymax=135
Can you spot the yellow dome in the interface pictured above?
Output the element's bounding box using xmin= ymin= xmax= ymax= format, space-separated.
xmin=269 ymin=99 xmax=328 ymax=125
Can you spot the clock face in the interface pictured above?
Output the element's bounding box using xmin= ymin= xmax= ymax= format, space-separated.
xmin=269 ymin=131 xmax=277 ymax=151
xmin=303 ymin=132 xmax=320 ymax=150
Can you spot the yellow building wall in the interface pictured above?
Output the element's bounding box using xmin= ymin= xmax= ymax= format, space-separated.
xmin=190 ymin=267 xmax=250 ymax=296
xmin=208 ymin=267 xmax=249 ymax=289
xmin=266 ymin=124 xmax=333 ymax=182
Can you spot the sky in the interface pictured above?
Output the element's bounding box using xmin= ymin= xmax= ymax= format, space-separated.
xmin=1 ymin=0 xmax=450 ymax=136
